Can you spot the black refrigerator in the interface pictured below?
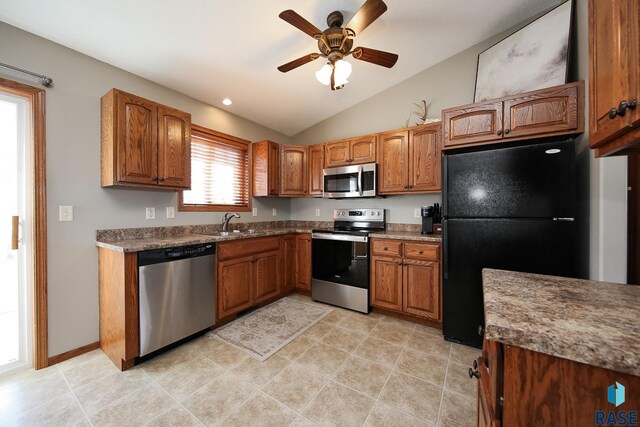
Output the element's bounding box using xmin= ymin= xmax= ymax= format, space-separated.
xmin=442 ymin=139 xmax=578 ymax=348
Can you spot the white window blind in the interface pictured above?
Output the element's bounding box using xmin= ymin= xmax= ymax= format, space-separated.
xmin=182 ymin=128 xmax=249 ymax=208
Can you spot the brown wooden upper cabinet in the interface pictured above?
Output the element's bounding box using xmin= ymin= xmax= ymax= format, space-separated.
xmin=325 ymin=134 xmax=377 ymax=168
xmin=589 ymin=0 xmax=640 ymax=156
xmin=280 ymin=145 xmax=308 ymax=196
xmin=101 ymin=89 xmax=191 ymax=190
xmin=378 ymin=123 xmax=442 ymax=195
xmin=442 ymin=82 xmax=584 ymax=150
xmin=252 ymin=141 xmax=308 ymax=197
xmin=252 ymin=140 xmax=280 ymax=197
xmin=308 ymin=144 xmax=324 ymax=197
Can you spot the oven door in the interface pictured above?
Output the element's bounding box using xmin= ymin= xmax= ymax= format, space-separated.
xmin=311 ymin=233 xmax=369 ymax=288
xmin=323 ymin=163 xmax=376 ymax=198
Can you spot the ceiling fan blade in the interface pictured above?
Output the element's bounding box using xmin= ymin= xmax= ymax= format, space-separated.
xmin=352 ymin=47 xmax=398 ymax=68
xmin=345 ymin=0 xmax=387 ymax=36
xmin=279 ymin=10 xmax=322 ymax=38
xmin=277 ymin=53 xmax=321 ymax=73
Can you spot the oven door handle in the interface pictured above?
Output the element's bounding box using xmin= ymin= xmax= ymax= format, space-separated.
xmin=311 ymin=233 xmax=368 ymax=243
xmin=357 ymin=165 xmax=363 ymax=196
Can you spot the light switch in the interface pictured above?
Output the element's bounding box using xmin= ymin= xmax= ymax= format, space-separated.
xmin=166 ymin=207 xmax=175 ymax=219
xmin=315 ymin=209 xmax=320 ymax=217
xmin=414 ymin=208 xmax=420 ymax=218
xmin=145 ymin=207 xmax=155 ymax=220
xmin=272 ymin=208 xmax=277 ymax=216
xmin=252 ymin=208 xmax=258 ymax=217
xmin=59 ymin=206 xmax=73 ymax=222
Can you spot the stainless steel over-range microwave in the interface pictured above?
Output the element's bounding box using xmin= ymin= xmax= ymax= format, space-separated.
xmin=323 ymin=162 xmax=376 ymax=198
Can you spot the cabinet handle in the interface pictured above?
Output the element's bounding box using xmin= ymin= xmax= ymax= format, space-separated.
xmin=383 ymin=247 xmax=388 ymax=251
xmin=419 ymin=250 xmax=424 ymax=254
xmin=159 ymin=177 xmax=165 ymax=182
xmin=396 ymin=261 xmax=403 ymax=266
xmin=409 ymin=185 xmax=414 ymax=189
xmin=504 ymin=129 xmax=510 ymax=134
xmin=496 ymin=130 xmax=502 ymax=136
xmin=152 ymin=176 xmax=158 ymax=181
xmin=609 ymin=100 xmax=637 ymax=119
xmin=468 ymin=361 xmax=480 ymax=380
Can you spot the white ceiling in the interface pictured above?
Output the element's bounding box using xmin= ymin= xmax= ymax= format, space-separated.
xmin=0 ymin=0 xmax=561 ymax=136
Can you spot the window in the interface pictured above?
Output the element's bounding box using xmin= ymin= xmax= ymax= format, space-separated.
xmin=179 ymin=124 xmax=250 ymax=211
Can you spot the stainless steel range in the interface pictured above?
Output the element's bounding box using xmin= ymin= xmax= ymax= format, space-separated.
xmin=311 ymin=208 xmax=385 ymax=313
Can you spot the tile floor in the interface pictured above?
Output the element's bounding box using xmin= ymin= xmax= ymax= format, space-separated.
xmin=0 ymin=294 xmax=480 ymax=426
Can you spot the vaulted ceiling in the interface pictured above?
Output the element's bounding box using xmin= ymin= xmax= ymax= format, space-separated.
xmin=0 ymin=0 xmax=561 ymax=136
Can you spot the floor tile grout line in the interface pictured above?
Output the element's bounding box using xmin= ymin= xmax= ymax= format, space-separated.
xmin=55 ymin=364 xmax=96 ymax=427
xmin=434 ymin=345 xmax=454 ymax=425
xmin=364 ymin=322 xmax=420 ymax=426
xmin=211 ymin=388 xmax=260 ymax=427
xmin=142 ymin=369 xmax=206 ymax=425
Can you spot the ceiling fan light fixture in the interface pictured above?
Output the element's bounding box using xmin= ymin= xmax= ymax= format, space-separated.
xmin=316 ymin=63 xmax=333 ymax=85
xmin=333 ymin=59 xmax=352 ymax=86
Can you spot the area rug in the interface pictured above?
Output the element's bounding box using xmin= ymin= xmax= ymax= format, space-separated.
xmin=207 ymin=297 xmax=331 ymax=361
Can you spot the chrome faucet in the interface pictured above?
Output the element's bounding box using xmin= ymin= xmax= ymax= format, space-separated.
xmin=221 ymin=212 xmax=241 ymax=232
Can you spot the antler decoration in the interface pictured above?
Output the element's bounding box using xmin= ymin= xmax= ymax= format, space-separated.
xmin=412 ymin=100 xmax=429 ymax=124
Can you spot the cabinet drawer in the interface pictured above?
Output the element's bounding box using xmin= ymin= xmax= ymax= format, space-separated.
xmin=372 ymin=240 xmax=402 ymax=257
xmin=218 ymin=236 xmax=280 ymax=261
xmin=404 ymin=242 xmax=440 ymax=261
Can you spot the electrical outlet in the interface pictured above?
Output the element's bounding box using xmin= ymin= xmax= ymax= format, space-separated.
xmin=315 ymin=209 xmax=320 ymax=217
xmin=145 ymin=207 xmax=155 ymax=220
xmin=166 ymin=207 xmax=175 ymax=219
xmin=272 ymin=208 xmax=277 ymax=216
xmin=414 ymin=208 xmax=420 ymax=218
xmin=59 ymin=206 xmax=73 ymax=222
xmin=252 ymin=208 xmax=258 ymax=217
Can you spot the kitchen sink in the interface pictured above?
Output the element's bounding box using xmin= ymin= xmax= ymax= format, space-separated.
xmin=204 ymin=229 xmax=258 ymax=237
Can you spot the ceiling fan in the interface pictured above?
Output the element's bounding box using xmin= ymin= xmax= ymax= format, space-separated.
xmin=277 ymin=0 xmax=399 ymax=90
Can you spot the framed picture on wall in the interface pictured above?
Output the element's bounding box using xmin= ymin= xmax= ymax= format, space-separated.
xmin=473 ymin=0 xmax=573 ymax=102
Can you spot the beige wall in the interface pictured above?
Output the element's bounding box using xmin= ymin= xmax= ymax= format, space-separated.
xmin=0 ymin=21 xmax=293 ymax=357
xmin=290 ymin=0 xmax=627 ymax=282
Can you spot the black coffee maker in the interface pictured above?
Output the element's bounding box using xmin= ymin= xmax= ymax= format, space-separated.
xmin=421 ymin=205 xmax=434 ymax=234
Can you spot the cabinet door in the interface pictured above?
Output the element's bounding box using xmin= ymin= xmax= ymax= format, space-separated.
xmin=324 ymin=140 xmax=350 ymax=167
xmin=308 ymin=144 xmax=324 ymax=196
xmin=280 ymin=145 xmax=308 ymax=196
xmin=503 ymin=83 xmax=580 ymax=141
xmin=442 ymin=102 xmax=503 ymax=148
xmin=295 ymin=234 xmax=312 ymax=290
xmin=268 ymin=141 xmax=280 ymax=195
xmin=370 ymin=256 xmax=403 ymax=310
xmin=217 ymin=256 xmax=254 ymax=318
xmin=409 ymin=124 xmax=441 ymax=192
xmin=403 ymin=259 xmax=440 ymax=320
xmin=378 ymin=130 xmax=409 ymax=194
xmin=589 ymin=0 xmax=635 ymax=147
xmin=349 ymin=135 xmax=377 ymax=164
xmin=157 ymin=106 xmax=191 ymax=189
xmin=281 ymin=235 xmax=296 ymax=292
xmin=255 ymin=250 xmax=280 ymax=303
xmin=115 ymin=92 xmax=158 ymax=185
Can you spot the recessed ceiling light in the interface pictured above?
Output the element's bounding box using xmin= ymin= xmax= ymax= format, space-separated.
xmin=222 ymin=98 xmax=232 ymax=106
xmin=545 ymin=148 xmax=561 ymax=154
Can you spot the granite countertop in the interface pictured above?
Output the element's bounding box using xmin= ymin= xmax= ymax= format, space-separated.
xmin=482 ymin=268 xmax=640 ymax=376
xmin=96 ymin=227 xmax=317 ymax=252
xmin=369 ymin=230 xmax=442 ymax=242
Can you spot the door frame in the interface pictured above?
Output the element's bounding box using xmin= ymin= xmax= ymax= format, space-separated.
xmin=0 ymin=77 xmax=48 ymax=369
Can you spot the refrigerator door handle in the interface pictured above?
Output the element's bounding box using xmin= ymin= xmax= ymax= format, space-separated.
xmin=442 ymin=220 xmax=449 ymax=279
xmin=442 ymin=155 xmax=448 ymax=218
xmin=553 ymin=217 xmax=575 ymax=221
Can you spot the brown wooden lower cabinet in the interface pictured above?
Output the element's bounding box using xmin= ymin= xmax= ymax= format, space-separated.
xmin=370 ymin=238 xmax=441 ymax=322
xmin=98 ymin=247 xmax=139 ymax=370
xmin=295 ymin=233 xmax=312 ymax=290
xmin=281 ymin=234 xmax=296 ymax=292
xmin=217 ymin=236 xmax=281 ymax=319
xmin=474 ymin=338 xmax=640 ymax=426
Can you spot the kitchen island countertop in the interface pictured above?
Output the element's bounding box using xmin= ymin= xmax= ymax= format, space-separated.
xmin=482 ymin=268 xmax=640 ymax=376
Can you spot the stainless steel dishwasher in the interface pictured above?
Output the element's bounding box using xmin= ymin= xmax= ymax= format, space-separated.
xmin=138 ymin=243 xmax=216 ymax=356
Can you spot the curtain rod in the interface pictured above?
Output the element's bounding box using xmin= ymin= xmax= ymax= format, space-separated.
xmin=0 ymin=62 xmax=53 ymax=88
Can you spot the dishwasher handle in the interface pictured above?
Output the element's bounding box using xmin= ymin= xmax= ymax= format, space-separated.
xmin=138 ymin=243 xmax=215 ymax=266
